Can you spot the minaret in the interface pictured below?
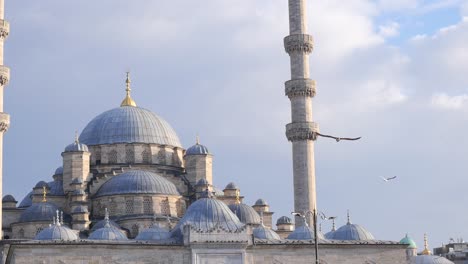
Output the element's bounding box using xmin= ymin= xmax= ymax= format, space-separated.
xmin=0 ymin=0 xmax=10 ymax=239
xmin=284 ymin=0 xmax=317 ymax=227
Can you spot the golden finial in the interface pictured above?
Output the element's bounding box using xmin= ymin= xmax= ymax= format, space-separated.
xmin=120 ymin=72 xmax=137 ymax=107
xmin=42 ymin=186 xmax=47 ymax=202
xmin=235 ymin=189 xmax=241 ymax=204
xmin=422 ymin=233 xmax=431 ymax=255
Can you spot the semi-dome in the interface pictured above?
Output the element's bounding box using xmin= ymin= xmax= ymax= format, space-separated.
xmin=224 ymin=182 xmax=239 ymax=190
xmin=400 ymin=234 xmax=417 ymax=249
xmin=287 ymin=225 xmax=325 ymax=240
xmin=54 ymin=166 xmax=63 ymax=175
xmin=171 ymin=194 xmax=244 ymax=239
xmin=2 ymin=194 xmax=16 ymax=203
xmin=91 ymin=219 xmax=121 ymax=232
xmin=19 ymin=202 xmax=61 ymax=223
xmin=186 ymin=142 xmax=209 ymax=155
xmin=95 ymin=170 xmax=179 ymax=197
xmin=327 ymin=221 xmax=374 ymax=241
xmin=64 ymin=140 xmax=89 ymax=152
xmin=253 ymin=225 xmax=281 ymax=240
xmin=88 ymin=223 xmax=128 ymax=241
xmin=410 ymin=255 xmax=454 ymax=264
xmin=136 ymin=224 xmax=171 ymax=241
xmin=18 ymin=191 xmax=33 ymax=208
xmin=254 ymin=199 xmax=268 ymax=206
xmin=34 ymin=181 xmax=48 ymax=189
xmin=35 ymin=222 xmax=78 ymax=241
xmin=276 ymin=216 xmax=293 ymax=225
xmin=47 ymin=181 xmax=65 ymax=196
xmin=228 ymin=203 xmax=261 ymax=225
xmin=79 ymin=106 xmax=181 ymax=147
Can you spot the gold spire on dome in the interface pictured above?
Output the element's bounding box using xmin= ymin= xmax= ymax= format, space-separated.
xmin=120 ymin=72 xmax=137 ymax=107
xmin=235 ymin=189 xmax=241 ymax=204
xmin=421 ymin=233 xmax=432 ymax=255
xmin=42 ymin=186 xmax=47 ymax=202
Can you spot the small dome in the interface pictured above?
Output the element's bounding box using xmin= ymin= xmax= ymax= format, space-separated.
xmin=54 ymin=166 xmax=63 ymax=175
xmin=213 ymin=186 xmax=224 ymax=196
xmin=72 ymin=206 xmax=88 ymax=214
xmin=71 ymin=178 xmax=83 ymax=184
xmin=186 ymin=143 xmax=210 ymax=155
xmin=400 ymin=234 xmax=417 ymax=249
xmin=324 ymin=230 xmax=335 ymax=239
xmin=64 ymin=141 xmax=89 ymax=152
xmin=171 ymin=196 xmax=244 ymax=239
xmin=287 ymin=225 xmax=325 ymax=240
xmin=196 ymin=179 xmax=209 ymax=186
xmin=18 ymin=191 xmax=33 ymax=208
xmin=136 ymin=225 xmax=171 ymax=241
xmin=224 ymin=182 xmax=239 ymax=190
xmin=34 ymin=181 xmax=48 ymax=189
xmin=254 ymin=199 xmax=268 ymax=206
xmin=2 ymin=194 xmax=16 ymax=203
xmin=19 ymin=202 xmax=64 ymax=223
xmin=253 ymin=225 xmax=281 ymax=240
xmin=410 ymin=255 xmax=454 ymax=264
xmin=35 ymin=223 xmax=78 ymax=241
xmin=276 ymin=216 xmax=293 ymax=225
xmin=88 ymin=223 xmax=128 ymax=241
xmin=47 ymin=181 xmax=65 ymax=196
xmin=327 ymin=222 xmax=374 ymax=241
xmin=79 ymin=106 xmax=182 ymax=147
xmin=95 ymin=170 xmax=179 ymax=197
xmin=91 ymin=219 xmax=121 ymax=232
xmin=228 ymin=203 xmax=261 ymax=225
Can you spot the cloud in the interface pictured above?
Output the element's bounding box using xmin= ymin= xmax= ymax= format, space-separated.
xmin=378 ymin=21 xmax=400 ymax=38
xmin=431 ymin=93 xmax=468 ymax=110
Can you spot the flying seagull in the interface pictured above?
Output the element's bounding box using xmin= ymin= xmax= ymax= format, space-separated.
xmin=316 ymin=132 xmax=361 ymax=142
xmin=380 ymin=176 xmax=397 ymax=182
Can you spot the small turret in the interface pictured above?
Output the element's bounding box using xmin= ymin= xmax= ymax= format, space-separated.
xmin=184 ymin=136 xmax=213 ymax=186
xmin=61 ymin=132 xmax=91 ymax=194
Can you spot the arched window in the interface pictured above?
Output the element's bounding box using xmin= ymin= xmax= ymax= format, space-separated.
xmin=131 ymin=224 xmax=139 ymax=238
xmin=18 ymin=228 xmax=25 ymax=239
xmin=108 ymin=150 xmax=118 ymax=164
xmin=143 ymin=197 xmax=153 ymax=214
xmin=160 ymin=197 xmax=170 ymax=216
xmin=142 ymin=149 xmax=151 ymax=164
xmin=125 ymin=199 xmax=134 ymax=214
xmin=125 ymin=147 xmax=135 ymax=164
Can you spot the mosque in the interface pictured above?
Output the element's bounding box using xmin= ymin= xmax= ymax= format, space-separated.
xmin=0 ymin=0 xmax=456 ymax=263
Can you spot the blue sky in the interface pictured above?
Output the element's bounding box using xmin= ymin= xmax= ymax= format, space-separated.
xmin=3 ymin=0 xmax=468 ymax=250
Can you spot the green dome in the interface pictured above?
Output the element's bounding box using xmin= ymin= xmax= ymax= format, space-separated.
xmin=400 ymin=234 xmax=417 ymax=249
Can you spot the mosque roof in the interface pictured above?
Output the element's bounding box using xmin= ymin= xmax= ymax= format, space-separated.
xmin=54 ymin=166 xmax=63 ymax=175
xmin=327 ymin=222 xmax=374 ymax=241
xmin=18 ymin=191 xmax=33 ymax=208
xmin=171 ymin=194 xmax=244 ymax=239
xmin=95 ymin=170 xmax=180 ymax=197
xmin=18 ymin=202 xmax=66 ymax=223
xmin=34 ymin=181 xmax=48 ymax=189
xmin=79 ymin=106 xmax=181 ymax=147
xmin=410 ymin=255 xmax=454 ymax=264
xmin=196 ymin=179 xmax=209 ymax=186
xmin=47 ymin=181 xmax=65 ymax=196
xmin=2 ymin=194 xmax=16 ymax=203
xmin=186 ymin=140 xmax=210 ymax=155
xmin=228 ymin=203 xmax=261 ymax=225
xmin=35 ymin=220 xmax=78 ymax=241
xmin=254 ymin=199 xmax=268 ymax=206
xmin=253 ymin=225 xmax=281 ymax=240
xmin=276 ymin=216 xmax=293 ymax=225
xmin=88 ymin=225 xmax=128 ymax=241
xmin=287 ymin=225 xmax=325 ymax=240
xmin=136 ymin=225 xmax=171 ymax=241
xmin=224 ymin=182 xmax=239 ymax=190
xmin=64 ymin=141 xmax=89 ymax=152
xmin=90 ymin=219 xmax=121 ymax=232
xmin=400 ymin=234 xmax=417 ymax=249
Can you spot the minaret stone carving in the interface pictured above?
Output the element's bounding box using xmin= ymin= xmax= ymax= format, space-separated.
xmin=0 ymin=0 xmax=10 ymax=239
xmin=285 ymin=0 xmax=318 ymax=227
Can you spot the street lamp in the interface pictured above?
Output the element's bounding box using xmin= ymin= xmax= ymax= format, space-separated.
xmin=292 ymin=210 xmax=319 ymax=264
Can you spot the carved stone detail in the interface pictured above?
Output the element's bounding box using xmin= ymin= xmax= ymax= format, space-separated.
xmin=284 ymin=34 xmax=314 ymax=54
xmin=285 ymin=79 xmax=316 ymax=98
xmin=0 ymin=20 xmax=9 ymax=39
xmin=0 ymin=112 xmax=10 ymax=133
xmin=0 ymin=65 xmax=10 ymax=86
xmin=286 ymin=122 xmax=319 ymax=141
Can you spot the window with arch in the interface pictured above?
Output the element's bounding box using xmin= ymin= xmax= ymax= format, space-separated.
xmin=160 ymin=197 xmax=170 ymax=216
xmin=131 ymin=224 xmax=139 ymax=238
xmin=108 ymin=150 xmax=118 ymax=164
xmin=143 ymin=197 xmax=153 ymax=214
xmin=18 ymin=228 xmax=25 ymax=239
xmin=142 ymin=149 xmax=151 ymax=164
xmin=125 ymin=147 xmax=135 ymax=164
xmin=125 ymin=199 xmax=134 ymax=214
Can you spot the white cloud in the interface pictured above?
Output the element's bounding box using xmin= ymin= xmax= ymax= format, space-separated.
xmin=377 ymin=0 xmax=420 ymax=11
xmin=431 ymin=93 xmax=468 ymax=110
xmin=378 ymin=21 xmax=400 ymax=38
xmin=360 ymin=80 xmax=408 ymax=106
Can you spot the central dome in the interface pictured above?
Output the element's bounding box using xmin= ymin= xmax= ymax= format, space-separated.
xmin=79 ymin=106 xmax=181 ymax=147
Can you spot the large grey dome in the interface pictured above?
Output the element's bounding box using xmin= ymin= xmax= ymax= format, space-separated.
xmin=79 ymin=106 xmax=181 ymax=147
xmin=19 ymin=202 xmax=66 ymax=223
xmin=228 ymin=203 xmax=261 ymax=225
xmin=327 ymin=222 xmax=374 ymax=241
xmin=410 ymin=255 xmax=454 ymax=264
xmin=95 ymin=170 xmax=180 ymax=197
xmin=171 ymin=197 xmax=244 ymax=239
xmin=287 ymin=225 xmax=325 ymax=240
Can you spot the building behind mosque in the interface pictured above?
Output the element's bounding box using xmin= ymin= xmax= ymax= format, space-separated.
xmin=0 ymin=0 xmax=455 ymax=263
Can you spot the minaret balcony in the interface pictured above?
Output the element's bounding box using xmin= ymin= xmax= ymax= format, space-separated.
xmin=284 ymin=34 xmax=314 ymax=54
xmin=286 ymin=122 xmax=319 ymax=142
xmin=0 ymin=19 xmax=9 ymax=39
xmin=285 ymin=78 xmax=316 ymax=98
xmin=0 ymin=65 xmax=9 ymax=86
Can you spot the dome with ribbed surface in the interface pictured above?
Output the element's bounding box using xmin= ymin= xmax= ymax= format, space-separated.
xmin=79 ymin=106 xmax=181 ymax=147
xmin=400 ymin=234 xmax=417 ymax=249
xmin=18 ymin=191 xmax=33 ymax=208
xmin=276 ymin=216 xmax=293 ymax=225
xmin=287 ymin=225 xmax=325 ymax=240
xmin=325 ymin=230 xmax=335 ymax=239
xmin=2 ymin=194 xmax=16 ymax=203
xmin=171 ymin=197 xmax=244 ymax=239
xmin=228 ymin=203 xmax=261 ymax=225
xmin=47 ymin=181 xmax=64 ymax=196
xmin=95 ymin=170 xmax=179 ymax=197
xmin=64 ymin=141 xmax=89 ymax=152
xmin=88 ymin=224 xmax=128 ymax=241
xmin=186 ymin=143 xmax=209 ymax=155
xmin=224 ymin=182 xmax=239 ymax=190
xmin=91 ymin=219 xmax=121 ymax=232
xmin=410 ymin=255 xmax=454 ymax=264
xmin=253 ymin=225 xmax=281 ymax=240
xmin=327 ymin=222 xmax=374 ymax=241
xmin=35 ymin=224 xmax=78 ymax=241
xmin=254 ymin=199 xmax=268 ymax=206
xmin=19 ymin=202 xmax=60 ymax=222
xmin=136 ymin=225 xmax=171 ymax=241
xmin=54 ymin=166 xmax=63 ymax=175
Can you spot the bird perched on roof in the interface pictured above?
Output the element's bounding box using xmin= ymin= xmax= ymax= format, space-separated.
xmin=380 ymin=176 xmax=397 ymax=182
xmin=316 ymin=132 xmax=361 ymax=142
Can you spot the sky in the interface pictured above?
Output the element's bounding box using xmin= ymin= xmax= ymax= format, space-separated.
xmin=3 ymin=0 xmax=468 ymax=250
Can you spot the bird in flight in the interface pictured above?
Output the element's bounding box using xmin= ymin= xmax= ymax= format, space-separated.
xmin=315 ymin=132 xmax=361 ymax=142
xmin=380 ymin=176 xmax=397 ymax=182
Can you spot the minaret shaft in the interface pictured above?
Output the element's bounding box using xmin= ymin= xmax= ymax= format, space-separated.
xmin=0 ymin=0 xmax=10 ymax=239
xmin=285 ymin=0 xmax=317 ymax=227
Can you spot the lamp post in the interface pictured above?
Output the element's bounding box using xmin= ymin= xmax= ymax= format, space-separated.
xmin=292 ymin=210 xmax=319 ymax=264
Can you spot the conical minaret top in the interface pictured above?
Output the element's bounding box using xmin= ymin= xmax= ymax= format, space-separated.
xmin=284 ymin=0 xmax=318 ymax=227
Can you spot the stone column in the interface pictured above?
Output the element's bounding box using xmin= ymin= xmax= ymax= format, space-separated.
xmin=284 ymin=0 xmax=318 ymax=227
xmin=0 ymin=0 xmax=10 ymax=239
